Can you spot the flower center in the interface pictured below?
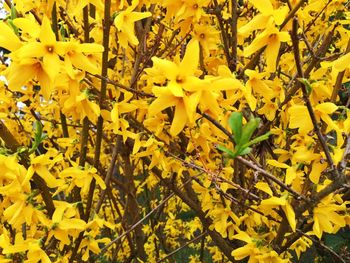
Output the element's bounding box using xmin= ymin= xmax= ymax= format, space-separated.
xmin=46 ymin=45 xmax=54 ymax=53
xmin=176 ymin=76 xmax=184 ymax=84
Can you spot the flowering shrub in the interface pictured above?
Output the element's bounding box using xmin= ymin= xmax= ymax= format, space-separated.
xmin=0 ymin=0 xmax=349 ymax=262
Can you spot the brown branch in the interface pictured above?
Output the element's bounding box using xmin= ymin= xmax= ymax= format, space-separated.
xmin=235 ymin=156 xmax=308 ymax=201
xmin=331 ymin=39 xmax=350 ymax=102
xmin=84 ymin=0 xmax=112 ymax=222
xmin=230 ymin=0 xmax=238 ymax=71
xmin=69 ymin=2 xmax=112 ymax=262
xmin=95 ymin=136 xmax=120 ymax=214
xmin=87 ymin=72 xmax=155 ymax=98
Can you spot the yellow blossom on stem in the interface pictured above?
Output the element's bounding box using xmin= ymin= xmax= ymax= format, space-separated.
xmin=12 ymin=16 xmax=66 ymax=84
xmin=244 ymin=21 xmax=290 ymax=72
xmin=114 ymin=0 xmax=152 ymax=48
xmin=288 ymin=102 xmax=338 ymax=134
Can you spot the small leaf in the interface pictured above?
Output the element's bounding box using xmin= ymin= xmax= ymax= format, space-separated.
xmin=297 ymin=78 xmax=312 ymax=95
xmin=242 ymin=131 xmax=271 ymax=148
xmin=11 ymin=4 xmax=17 ymax=19
xmin=216 ymin=144 xmax=237 ymax=159
xmin=228 ymin=112 xmax=242 ymax=144
xmin=239 ymin=117 xmax=260 ymax=146
xmin=237 ymin=147 xmax=251 ymax=156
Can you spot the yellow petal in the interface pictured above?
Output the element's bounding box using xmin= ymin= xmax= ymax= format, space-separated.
xmin=265 ymin=37 xmax=280 ymax=72
xmin=231 ymin=244 xmax=252 ymax=260
xmin=250 ymin=0 xmax=273 ymax=15
xmin=288 ymin=105 xmax=313 ymax=133
xmin=267 ymin=159 xmax=290 ymax=169
xmin=183 ymin=91 xmax=201 ymax=123
xmin=148 ymin=95 xmax=177 ymax=116
xmin=0 ymin=21 xmax=22 ymax=51
xmin=39 ymin=16 xmax=56 ymax=45
xmin=79 ymin=43 xmax=104 ymax=53
xmin=168 ymin=81 xmax=184 ymax=97
xmin=169 ymin=100 xmax=187 ymax=136
xmin=13 ymin=18 xmax=40 ymax=38
xmin=43 ymin=53 xmax=61 ymax=81
xmin=60 ymin=218 xmax=86 ymax=230
xmin=285 ymin=167 xmax=297 ymax=185
xmin=232 ymin=231 xmax=252 ymax=243
xmin=255 ymin=182 xmax=273 ymax=196
xmin=333 ymin=52 xmax=350 ymax=72
xmin=238 ymin=14 xmax=269 ymax=36
xmin=244 ymin=32 xmax=269 ymax=57
xmin=179 ymin=40 xmax=199 ymax=77
xmin=282 ymin=202 xmax=296 ymax=232
xmin=93 ymin=173 xmax=106 ymax=190
xmin=35 ymin=165 xmax=61 ymax=188
xmin=315 ymin=102 xmax=337 ymax=114
xmin=272 ymin=6 xmax=289 ymax=25
xmin=261 ymin=196 xmax=286 ymax=206
xmin=151 ymin=57 xmax=178 ymax=80
xmin=129 ymin=11 xmax=152 ymax=22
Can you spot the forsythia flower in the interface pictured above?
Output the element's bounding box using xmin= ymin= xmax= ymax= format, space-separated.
xmin=114 ymin=0 xmax=152 ymax=48
xmin=244 ymin=21 xmax=290 ymax=72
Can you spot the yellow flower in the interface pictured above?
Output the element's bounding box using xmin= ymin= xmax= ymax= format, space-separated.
xmin=192 ymin=23 xmax=219 ymax=56
xmin=208 ymin=206 xmax=240 ymax=238
xmin=312 ymin=195 xmax=346 ymax=238
xmin=239 ymin=0 xmax=288 ymax=36
xmin=257 ymin=99 xmax=278 ymax=121
xmin=175 ymin=0 xmax=210 ymax=22
xmin=288 ymin=102 xmax=338 ymax=134
xmin=114 ymin=0 xmax=152 ymax=48
xmin=231 ymin=231 xmax=287 ymax=262
xmin=0 ymin=21 xmax=22 ymax=52
xmin=12 ymin=16 xmax=66 ymax=84
xmin=244 ymin=21 xmax=290 ymax=72
xmin=59 ymin=165 xmax=106 ymax=196
xmin=213 ymin=65 xmax=256 ymax=111
xmin=109 ymin=91 xmax=138 ymax=133
xmin=48 ymin=201 xmax=87 ymax=250
xmin=267 ymin=159 xmax=297 ymax=185
xmin=63 ymin=42 xmax=104 ymax=76
xmin=5 ymin=58 xmax=52 ymax=98
xmin=147 ymin=40 xmax=205 ymax=136
xmin=63 ymin=88 xmax=100 ymax=124
xmin=23 ymin=151 xmax=64 ymax=189
xmin=245 ymin=69 xmax=274 ymax=100
xmin=260 ymin=194 xmax=296 ymax=232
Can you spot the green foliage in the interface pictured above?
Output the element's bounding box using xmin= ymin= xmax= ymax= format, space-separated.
xmin=217 ymin=112 xmax=270 ymax=158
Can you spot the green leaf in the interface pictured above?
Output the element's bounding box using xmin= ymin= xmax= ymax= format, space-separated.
xmin=239 ymin=116 xmax=260 ymax=146
xmin=7 ymin=19 xmax=19 ymax=36
xmin=228 ymin=112 xmax=243 ymax=144
xmin=242 ymin=131 xmax=271 ymax=148
xmin=28 ymin=121 xmax=47 ymax=154
xmin=237 ymin=147 xmax=251 ymax=156
xmin=10 ymin=4 xmax=17 ymax=19
xmin=216 ymin=144 xmax=237 ymax=159
xmin=297 ymin=78 xmax=312 ymax=95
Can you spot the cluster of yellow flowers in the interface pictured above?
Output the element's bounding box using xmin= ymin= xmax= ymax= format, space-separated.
xmin=0 ymin=0 xmax=349 ymax=262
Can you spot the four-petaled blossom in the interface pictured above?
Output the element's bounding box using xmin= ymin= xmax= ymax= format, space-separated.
xmin=114 ymin=0 xmax=152 ymax=48
xmin=244 ymin=21 xmax=290 ymax=72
